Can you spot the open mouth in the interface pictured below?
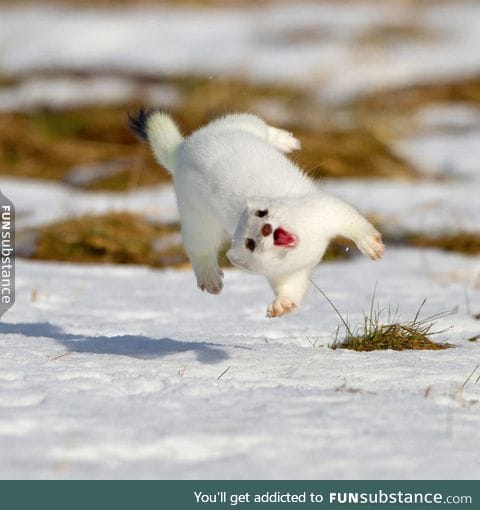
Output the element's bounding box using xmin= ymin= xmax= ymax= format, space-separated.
xmin=273 ymin=227 xmax=297 ymax=247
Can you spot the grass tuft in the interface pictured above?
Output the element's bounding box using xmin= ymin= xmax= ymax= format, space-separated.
xmin=311 ymin=281 xmax=454 ymax=351
xmin=331 ymin=320 xmax=453 ymax=351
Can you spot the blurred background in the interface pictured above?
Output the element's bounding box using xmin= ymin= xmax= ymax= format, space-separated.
xmin=1 ymin=0 xmax=479 ymax=275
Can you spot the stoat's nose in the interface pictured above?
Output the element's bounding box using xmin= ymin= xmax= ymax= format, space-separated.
xmin=261 ymin=223 xmax=272 ymax=236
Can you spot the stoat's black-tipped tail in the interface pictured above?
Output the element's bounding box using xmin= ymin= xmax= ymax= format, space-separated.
xmin=128 ymin=109 xmax=183 ymax=174
xmin=128 ymin=108 xmax=151 ymax=141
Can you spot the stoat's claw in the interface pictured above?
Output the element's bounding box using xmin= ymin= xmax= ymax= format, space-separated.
xmin=357 ymin=232 xmax=384 ymax=260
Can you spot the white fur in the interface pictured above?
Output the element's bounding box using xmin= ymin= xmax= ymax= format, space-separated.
xmin=146 ymin=112 xmax=183 ymax=173
xmin=143 ymin=112 xmax=384 ymax=317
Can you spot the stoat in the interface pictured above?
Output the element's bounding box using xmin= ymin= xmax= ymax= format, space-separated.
xmin=129 ymin=111 xmax=384 ymax=317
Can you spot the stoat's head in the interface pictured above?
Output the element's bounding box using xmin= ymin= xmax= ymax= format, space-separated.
xmin=227 ymin=201 xmax=299 ymax=276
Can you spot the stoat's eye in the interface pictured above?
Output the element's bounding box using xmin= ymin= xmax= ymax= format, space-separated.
xmin=245 ymin=238 xmax=256 ymax=251
xmin=255 ymin=209 xmax=268 ymax=218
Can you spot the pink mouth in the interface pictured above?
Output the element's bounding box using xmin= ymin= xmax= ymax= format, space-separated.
xmin=273 ymin=227 xmax=297 ymax=247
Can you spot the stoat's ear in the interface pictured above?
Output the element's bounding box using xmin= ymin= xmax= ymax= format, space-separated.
xmin=273 ymin=227 xmax=297 ymax=248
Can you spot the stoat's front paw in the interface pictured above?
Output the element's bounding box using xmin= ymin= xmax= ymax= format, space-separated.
xmin=197 ymin=266 xmax=224 ymax=295
xmin=266 ymin=297 xmax=297 ymax=318
xmin=268 ymin=127 xmax=301 ymax=154
xmin=357 ymin=231 xmax=384 ymax=260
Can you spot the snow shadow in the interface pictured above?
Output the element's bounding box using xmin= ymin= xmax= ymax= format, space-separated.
xmin=0 ymin=322 xmax=229 ymax=364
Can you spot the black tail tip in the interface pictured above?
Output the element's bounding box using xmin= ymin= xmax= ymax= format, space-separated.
xmin=128 ymin=107 xmax=151 ymax=141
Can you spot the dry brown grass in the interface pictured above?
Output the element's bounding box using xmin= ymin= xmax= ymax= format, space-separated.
xmin=170 ymin=75 xmax=306 ymax=134
xmin=406 ymin=232 xmax=480 ymax=256
xmin=168 ymin=76 xmax=417 ymax=180
xmin=30 ymin=212 xmax=188 ymax=267
xmin=295 ymin=128 xmax=416 ymax=180
xmin=0 ymin=81 xmax=417 ymax=189
xmin=0 ymin=108 xmax=170 ymax=190
xmin=8 ymin=73 xmax=480 ymax=191
xmin=27 ymin=211 xmax=239 ymax=268
xmin=353 ymin=75 xmax=480 ymax=113
xmin=332 ymin=322 xmax=453 ymax=351
xmin=356 ymin=22 xmax=440 ymax=47
xmin=0 ymin=76 xmax=310 ymax=189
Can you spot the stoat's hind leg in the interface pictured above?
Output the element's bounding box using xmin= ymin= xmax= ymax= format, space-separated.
xmin=179 ymin=200 xmax=226 ymax=295
xmin=267 ymin=126 xmax=301 ymax=154
xmin=211 ymin=113 xmax=300 ymax=153
xmin=266 ymin=269 xmax=311 ymax=318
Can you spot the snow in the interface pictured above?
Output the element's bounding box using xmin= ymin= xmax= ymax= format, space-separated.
xmin=323 ymin=177 xmax=480 ymax=234
xmin=1 ymin=1 xmax=480 ymax=103
xmin=325 ymin=101 xmax=480 ymax=234
xmin=1 ymin=250 xmax=479 ymax=479
xmin=0 ymin=177 xmax=178 ymax=230
xmin=414 ymin=103 xmax=480 ymax=132
xmin=396 ymin=131 xmax=480 ymax=180
xmin=0 ymin=76 xmax=180 ymax=112
xmin=1 ymin=0 xmax=480 ymax=481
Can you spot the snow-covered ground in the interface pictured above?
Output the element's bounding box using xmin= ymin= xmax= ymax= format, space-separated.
xmin=1 ymin=1 xmax=480 ymax=104
xmin=1 ymin=0 xmax=480 ymax=480
xmin=1 ymin=249 xmax=479 ymax=479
